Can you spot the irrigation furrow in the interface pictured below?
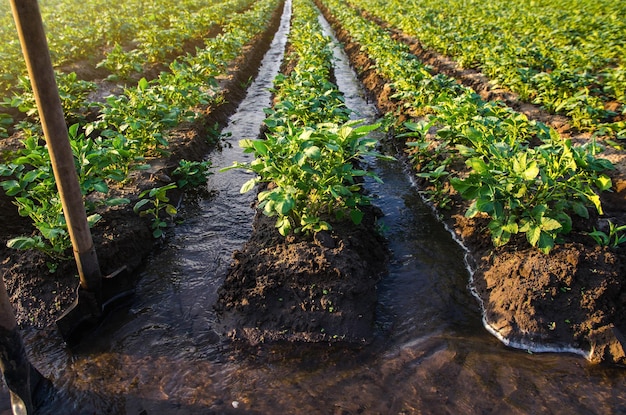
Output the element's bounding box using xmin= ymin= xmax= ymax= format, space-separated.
xmin=316 ymin=0 xmax=626 ymax=364
xmin=0 ymin=0 xmax=288 ymax=329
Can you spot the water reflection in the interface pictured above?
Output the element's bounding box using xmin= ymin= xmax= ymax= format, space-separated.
xmin=3 ymin=1 xmax=625 ymax=414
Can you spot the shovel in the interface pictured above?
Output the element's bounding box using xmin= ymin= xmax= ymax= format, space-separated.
xmin=10 ymin=0 xmax=134 ymax=346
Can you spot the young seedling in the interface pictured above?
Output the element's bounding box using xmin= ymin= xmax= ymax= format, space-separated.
xmin=133 ymin=183 xmax=178 ymax=238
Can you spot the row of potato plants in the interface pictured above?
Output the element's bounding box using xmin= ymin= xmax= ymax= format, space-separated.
xmin=349 ymin=0 xmax=626 ymax=135
xmin=0 ymin=0 xmax=283 ymax=257
xmin=97 ymin=0 xmax=257 ymax=80
xmin=0 ymin=0 xmax=244 ymax=96
xmin=224 ymin=0 xmax=389 ymax=236
xmin=320 ymin=0 xmax=614 ymax=253
xmin=0 ymin=0 xmax=258 ymax=138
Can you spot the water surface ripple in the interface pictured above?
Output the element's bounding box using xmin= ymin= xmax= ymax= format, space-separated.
xmin=7 ymin=2 xmax=626 ymax=414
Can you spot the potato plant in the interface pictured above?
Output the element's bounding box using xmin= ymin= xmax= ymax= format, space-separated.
xmin=0 ymin=0 xmax=282 ymax=255
xmin=0 ymin=0 xmax=255 ymax=95
xmin=321 ymin=0 xmax=614 ymax=252
xmin=350 ymin=0 xmax=626 ymax=132
xmin=225 ymin=0 xmax=390 ymax=236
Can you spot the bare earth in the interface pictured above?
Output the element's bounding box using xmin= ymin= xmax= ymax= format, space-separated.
xmin=0 ymin=0 xmax=624 ymax=368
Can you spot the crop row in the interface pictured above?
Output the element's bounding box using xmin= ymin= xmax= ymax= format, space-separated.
xmin=0 ymin=0 xmax=260 ymax=138
xmin=96 ymin=0 xmax=257 ymax=80
xmin=0 ymin=0 xmax=283 ymax=257
xmin=319 ymin=0 xmax=614 ymax=253
xmin=349 ymin=0 xmax=626 ymax=134
xmin=225 ymin=0 xmax=389 ymax=236
xmin=0 ymin=0 xmax=254 ymax=95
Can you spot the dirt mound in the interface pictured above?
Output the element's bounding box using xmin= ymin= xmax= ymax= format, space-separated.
xmin=316 ymin=0 xmax=626 ymax=365
xmin=0 ymin=0 xmax=286 ymax=329
xmin=473 ymin=241 xmax=626 ymax=364
xmin=215 ymin=205 xmax=389 ymax=345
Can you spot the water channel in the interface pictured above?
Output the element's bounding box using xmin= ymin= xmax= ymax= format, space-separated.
xmin=3 ymin=1 xmax=626 ymax=413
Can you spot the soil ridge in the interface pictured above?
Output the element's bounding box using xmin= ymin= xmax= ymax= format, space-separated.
xmin=214 ymin=3 xmax=391 ymax=346
xmin=316 ymin=0 xmax=626 ymax=365
xmin=0 ymin=0 xmax=286 ymax=330
xmin=215 ymin=205 xmax=389 ymax=345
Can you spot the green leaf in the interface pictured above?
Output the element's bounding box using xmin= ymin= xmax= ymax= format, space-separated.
xmin=540 ymin=217 xmax=562 ymax=232
xmin=476 ymin=197 xmax=495 ymax=215
xmin=588 ymin=229 xmax=609 ymax=246
xmin=68 ymin=123 xmax=80 ymax=139
xmin=133 ymin=198 xmax=150 ymax=212
xmin=138 ymin=77 xmax=149 ymax=91
xmin=465 ymin=200 xmax=480 ymax=218
xmin=276 ymin=216 xmax=292 ymax=236
xmin=303 ymin=145 xmax=321 ymax=160
xmin=165 ymin=205 xmax=177 ymax=216
xmin=522 ymin=161 xmax=539 ymax=180
xmin=1 ymin=180 xmax=21 ymax=196
xmin=276 ymin=196 xmax=295 ymax=215
xmin=489 ymin=218 xmax=518 ymax=247
xmin=595 ymin=175 xmax=612 ymax=191
xmin=555 ymin=212 xmax=572 ymax=234
xmin=571 ymin=201 xmax=589 ymax=219
xmin=587 ymin=193 xmax=603 ymax=215
xmin=240 ymin=178 xmax=258 ymax=193
xmin=526 ymin=223 xmax=542 ymax=247
xmin=7 ymin=237 xmax=37 ymax=250
xmin=93 ymin=181 xmax=109 ymax=193
xmin=105 ymin=197 xmax=130 ymax=206
xmin=350 ymin=209 xmax=364 ymax=225
xmin=537 ymin=232 xmax=555 ymax=254
xmin=455 ymin=144 xmax=475 ymax=157
xmin=467 ymin=157 xmax=489 ymax=174
xmin=87 ymin=214 xmax=102 ymax=227
xmin=252 ymin=140 xmax=269 ymax=156
xmin=351 ymin=122 xmax=380 ymax=135
xmin=450 ymin=177 xmax=475 ymax=197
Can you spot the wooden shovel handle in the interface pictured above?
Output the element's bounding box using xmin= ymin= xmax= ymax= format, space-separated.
xmin=10 ymin=0 xmax=101 ymax=292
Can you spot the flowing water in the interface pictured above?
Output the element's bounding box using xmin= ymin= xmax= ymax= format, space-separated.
xmin=3 ymin=1 xmax=626 ymax=413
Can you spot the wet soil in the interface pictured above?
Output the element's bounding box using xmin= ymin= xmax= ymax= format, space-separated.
xmin=316 ymin=0 xmax=626 ymax=365
xmin=1 ymin=0 xmax=625 ymax=370
xmin=0 ymin=0 xmax=286 ymax=329
xmin=215 ymin=205 xmax=388 ymax=345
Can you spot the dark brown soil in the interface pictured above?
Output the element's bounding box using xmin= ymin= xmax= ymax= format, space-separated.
xmin=316 ymin=0 xmax=626 ymax=365
xmin=1 ymin=0 xmax=625 ymax=369
xmin=0 ymin=0 xmax=286 ymax=330
xmin=215 ymin=206 xmax=389 ymax=345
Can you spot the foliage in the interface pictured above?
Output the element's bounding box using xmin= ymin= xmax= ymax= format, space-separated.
xmin=451 ymin=137 xmax=612 ymax=253
xmin=0 ymin=113 xmax=13 ymax=138
xmin=0 ymin=0 xmax=256 ymax=95
xmin=321 ymin=0 xmax=615 ymax=253
xmin=224 ymin=0 xmax=390 ymax=236
xmin=588 ymin=221 xmax=626 ymax=248
xmin=133 ymin=183 xmax=178 ymax=238
xmin=0 ymin=0 xmax=282 ymax=254
xmin=1 ymin=72 xmax=96 ymax=129
xmin=172 ymin=159 xmax=213 ymax=189
xmin=233 ymin=121 xmax=385 ymax=235
xmin=350 ymin=0 xmax=626 ymax=131
xmin=0 ymin=124 xmax=130 ymax=256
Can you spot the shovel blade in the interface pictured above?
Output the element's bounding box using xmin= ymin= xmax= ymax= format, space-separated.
xmin=56 ymin=267 xmax=135 ymax=346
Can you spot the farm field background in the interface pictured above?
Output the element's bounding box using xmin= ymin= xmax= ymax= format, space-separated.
xmin=351 ymin=0 xmax=626 ymax=132
xmin=0 ymin=0 xmax=624 ymax=357
xmin=0 ymin=0 xmax=626 ymax=412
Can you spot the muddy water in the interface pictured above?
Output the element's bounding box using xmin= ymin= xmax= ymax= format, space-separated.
xmin=4 ymin=1 xmax=626 ymax=414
